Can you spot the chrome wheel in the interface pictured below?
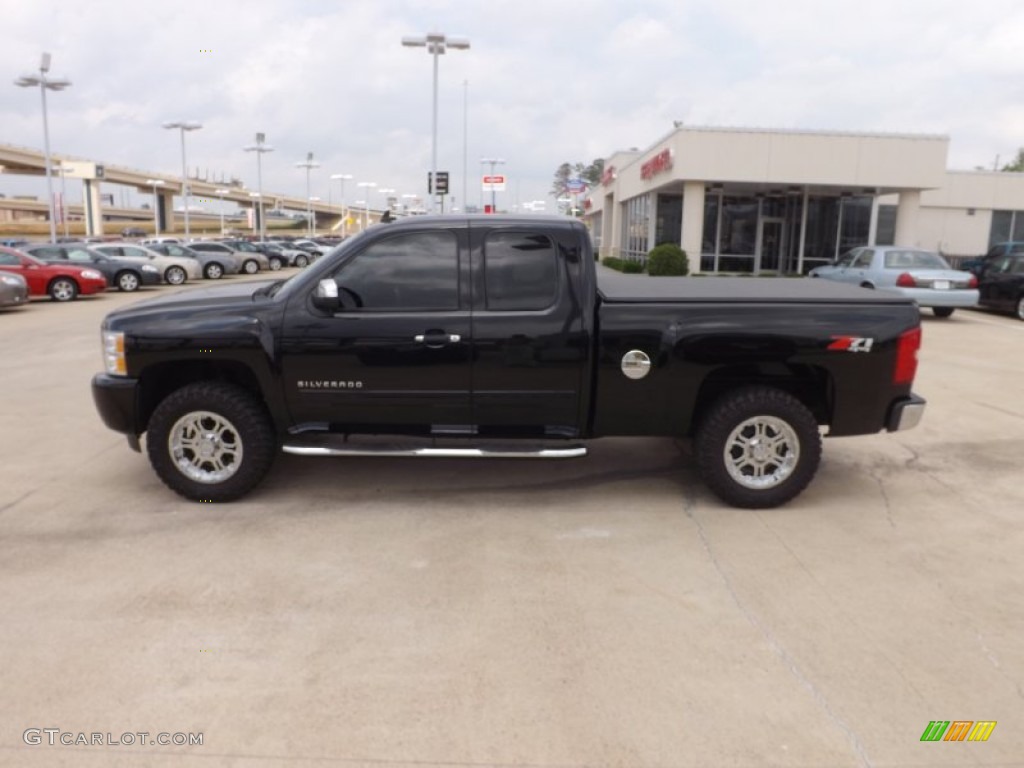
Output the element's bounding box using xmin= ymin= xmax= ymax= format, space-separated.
xmin=165 ymin=266 xmax=186 ymax=285
xmin=117 ymin=271 xmax=140 ymax=292
xmin=269 ymin=257 xmax=283 ymax=271
xmin=168 ymin=411 xmax=243 ymax=484
xmin=243 ymin=259 xmax=259 ymax=275
xmin=723 ymin=416 xmax=800 ymax=490
xmin=49 ymin=278 xmax=77 ymax=302
xmin=295 ymin=254 xmax=309 ymax=268
xmin=204 ymin=263 xmax=224 ymax=280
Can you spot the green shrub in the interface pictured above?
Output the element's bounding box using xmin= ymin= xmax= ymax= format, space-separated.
xmin=602 ymin=257 xmax=623 ymax=271
xmin=621 ymin=259 xmax=645 ymax=273
xmin=646 ymin=243 xmax=688 ymax=276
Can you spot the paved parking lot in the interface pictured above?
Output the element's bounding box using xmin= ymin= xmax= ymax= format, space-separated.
xmin=1 ymin=280 xmax=1022 ymax=767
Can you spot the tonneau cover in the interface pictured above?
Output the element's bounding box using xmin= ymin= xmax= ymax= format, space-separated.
xmin=597 ymin=268 xmax=911 ymax=304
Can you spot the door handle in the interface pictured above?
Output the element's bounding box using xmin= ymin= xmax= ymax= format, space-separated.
xmin=414 ymin=333 xmax=461 ymax=345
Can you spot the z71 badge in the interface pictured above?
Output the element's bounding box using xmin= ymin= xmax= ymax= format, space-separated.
xmin=827 ymin=336 xmax=874 ymax=353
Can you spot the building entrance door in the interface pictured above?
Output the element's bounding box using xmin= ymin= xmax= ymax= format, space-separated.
xmin=757 ymin=218 xmax=785 ymax=273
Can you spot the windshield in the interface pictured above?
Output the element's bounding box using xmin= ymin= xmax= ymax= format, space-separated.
xmin=883 ymin=250 xmax=950 ymax=270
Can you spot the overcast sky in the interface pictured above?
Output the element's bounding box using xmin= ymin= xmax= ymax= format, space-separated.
xmin=4 ymin=0 xmax=1024 ymax=212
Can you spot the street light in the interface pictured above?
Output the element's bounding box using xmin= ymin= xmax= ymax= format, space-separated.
xmin=215 ymin=187 xmax=230 ymax=235
xmin=145 ymin=179 xmax=166 ymax=235
xmin=308 ymin=196 xmax=321 ymax=235
xmin=15 ymin=52 xmax=71 ymax=244
xmin=401 ymin=31 xmax=470 ymax=213
xmin=243 ymin=133 xmax=273 ymax=242
xmin=162 ymin=120 xmax=202 ymax=238
xmin=480 ymin=157 xmax=505 ymax=213
xmin=330 ymin=173 xmax=353 ymax=235
xmin=295 ymin=152 xmax=320 ymax=237
xmin=357 ymin=181 xmax=376 ymax=228
xmin=55 ymin=163 xmax=71 ymax=239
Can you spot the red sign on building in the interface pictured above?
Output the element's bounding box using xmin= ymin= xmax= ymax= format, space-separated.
xmin=640 ymin=149 xmax=673 ymax=180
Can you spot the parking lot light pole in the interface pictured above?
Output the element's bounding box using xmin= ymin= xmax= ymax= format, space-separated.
xmin=308 ymin=196 xmax=321 ymax=236
xmin=162 ymin=120 xmax=202 ymax=238
xmin=401 ymin=31 xmax=470 ymax=214
xmin=145 ymin=179 xmax=166 ymax=235
xmin=357 ymin=181 xmax=376 ymax=228
xmin=295 ymin=152 xmax=320 ymax=238
xmin=243 ymin=133 xmax=273 ymax=242
xmin=480 ymin=157 xmax=505 ymax=213
xmin=15 ymin=53 xmax=71 ymax=244
xmin=330 ymin=173 xmax=353 ymax=235
xmin=215 ymin=188 xmax=230 ymax=235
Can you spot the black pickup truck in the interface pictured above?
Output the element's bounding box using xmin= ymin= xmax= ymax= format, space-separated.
xmin=92 ymin=216 xmax=925 ymax=508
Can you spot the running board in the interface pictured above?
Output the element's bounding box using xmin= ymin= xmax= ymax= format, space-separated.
xmin=282 ymin=436 xmax=587 ymax=459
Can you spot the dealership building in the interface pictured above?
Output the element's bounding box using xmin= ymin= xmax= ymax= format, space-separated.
xmin=583 ymin=125 xmax=1024 ymax=274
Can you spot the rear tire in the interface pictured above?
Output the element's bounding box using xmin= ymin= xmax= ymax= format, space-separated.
xmin=933 ymin=307 xmax=955 ymax=318
xmin=146 ymin=382 xmax=276 ymax=502
xmin=49 ymin=277 xmax=78 ymax=302
xmin=269 ymin=256 xmax=284 ymax=271
xmin=204 ymin=262 xmax=224 ymax=280
xmin=295 ymin=254 xmax=309 ymax=268
xmin=694 ymin=386 xmax=822 ymax=509
xmin=116 ymin=271 xmax=140 ymax=292
xmin=243 ymin=259 xmax=259 ymax=275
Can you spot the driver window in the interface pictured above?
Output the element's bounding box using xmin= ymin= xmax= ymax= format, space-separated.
xmin=333 ymin=231 xmax=458 ymax=311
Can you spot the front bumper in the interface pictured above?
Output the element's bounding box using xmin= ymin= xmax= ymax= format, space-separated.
xmin=887 ymin=393 xmax=927 ymax=432
xmin=92 ymin=373 xmax=141 ymax=440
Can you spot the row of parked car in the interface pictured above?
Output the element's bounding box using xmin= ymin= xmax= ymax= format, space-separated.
xmin=0 ymin=235 xmax=343 ymax=308
xmin=808 ymin=243 xmax=1024 ymax=321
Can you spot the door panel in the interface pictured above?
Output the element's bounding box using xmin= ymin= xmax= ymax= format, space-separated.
xmin=469 ymin=226 xmax=588 ymax=437
xmin=280 ymin=228 xmax=473 ymax=433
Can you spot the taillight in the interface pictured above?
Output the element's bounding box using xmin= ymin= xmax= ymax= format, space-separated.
xmin=893 ymin=326 xmax=922 ymax=386
xmin=896 ymin=273 xmax=916 ymax=288
xmin=968 ymin=274 xmax=978 ymax=289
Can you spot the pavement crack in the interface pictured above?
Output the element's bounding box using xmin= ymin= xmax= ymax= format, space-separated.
xmin=0 ymin=489 xmax=35 ymax=515
xmin=682 ymin=500 xmax=875 ymax=768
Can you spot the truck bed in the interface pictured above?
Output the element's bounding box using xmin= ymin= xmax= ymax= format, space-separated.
xmin=597 ymin=269 xmax=911 ymax=304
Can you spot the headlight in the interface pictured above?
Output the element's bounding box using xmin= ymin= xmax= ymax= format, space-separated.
xmin=82 ymin=269 xmax=102 ymax=279
xmin=142 ymin=264 xmax=159 ymax=273
xmin=102 ymin=331 xmax=126 ymax=376
xmin=0 ymin=275 xmax=20 ymax=286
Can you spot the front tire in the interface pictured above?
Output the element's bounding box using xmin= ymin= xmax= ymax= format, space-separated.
xmin=49 ymin=277 xmax=79 ymax=302
xmin=204 ymin=262 xmax=224 ymax=280
xmin=243 ymin=259 xmax=259 ymax=275
xmin=269 ymin=256 xmax=284 ymax=271
xmin=146 ymin=382 xmax=276 ymax=502
xmin=933 ymin=307 xmax=955 ymax=318
xmin=165 ymin=266 xmax=187 ymax=285
xmin=694 ymin=386 xmax=822 ymax=509
xmin=294 ymin=253 xmax=309 ymax=268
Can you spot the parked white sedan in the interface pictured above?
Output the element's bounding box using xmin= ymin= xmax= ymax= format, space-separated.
xmin=92 ymin=242 xmax=202 ymax=286
xmin=810 ymin=246 xmax=978 ymax=318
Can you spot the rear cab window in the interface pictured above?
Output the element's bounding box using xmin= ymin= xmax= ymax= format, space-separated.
xmin=483 ymin=231 xmax=559 ymax=311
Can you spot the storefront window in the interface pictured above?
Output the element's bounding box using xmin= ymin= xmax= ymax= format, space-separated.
xmin=801 ymin=196 xmax=840 ymax=272
xmin=876 ymin=205 xmax=897 ymax=245
xmin=622 ymin=195 xmax=651 ymax=262
xmin=655 ymin=194 xmax=682 ymax=246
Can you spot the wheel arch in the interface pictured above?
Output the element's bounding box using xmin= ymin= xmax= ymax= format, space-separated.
xmin=136 ymin=359 xmax=279 ymax=436
xmin=689 ymin=363 xmax=833 ymax=436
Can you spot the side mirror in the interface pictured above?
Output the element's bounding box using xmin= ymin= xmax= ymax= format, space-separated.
xmin=312 ymin=278 xmax=340 ymax=312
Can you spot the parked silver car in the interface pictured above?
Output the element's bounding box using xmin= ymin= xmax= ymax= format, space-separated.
xmin=147 ymin=242 xmax=243 ymax=279
xmin=187 ymin=241 xmax=269 ymax=274
xmin=92 ymin=243 xmax=202 ymax=285
xmin=809 ymin=246 xmax=979 ymax=318
xmin=0 ymin=271 xmax=29 ymax=308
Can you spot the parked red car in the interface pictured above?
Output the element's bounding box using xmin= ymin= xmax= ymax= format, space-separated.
xmin=0 ymin=246 xmax=107 ymax=301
